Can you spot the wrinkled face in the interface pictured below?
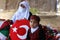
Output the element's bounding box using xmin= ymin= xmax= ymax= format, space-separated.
xmin=30 ymin=19 xmax=39 ymax=28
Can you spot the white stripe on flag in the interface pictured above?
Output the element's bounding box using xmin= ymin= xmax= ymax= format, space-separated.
xmin=0 ymin=32 xmax=7 ymax=40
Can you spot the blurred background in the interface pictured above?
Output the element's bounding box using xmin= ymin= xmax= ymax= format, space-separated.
xmin=0 ymin=0 xmax=60 ymax=32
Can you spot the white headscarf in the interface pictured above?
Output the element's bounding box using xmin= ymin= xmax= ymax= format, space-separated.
xmin=11 ymin=1 xmax=30 ymax=23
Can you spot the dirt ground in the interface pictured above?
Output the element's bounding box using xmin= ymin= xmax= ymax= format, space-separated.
xmin=40 ymin=16 xmax=60 ymax=32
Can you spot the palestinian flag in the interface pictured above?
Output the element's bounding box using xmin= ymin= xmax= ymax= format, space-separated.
xmin=10 ymin=19 xmax=30 ymax=40
xmin=0 ymin=30 xmax=9 ymax=40
xmin=0 ymin=20 xmax=10 ymax=40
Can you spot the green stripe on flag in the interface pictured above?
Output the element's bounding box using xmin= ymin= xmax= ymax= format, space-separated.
xmin=0 ymin=29 xmax=9 ymax=37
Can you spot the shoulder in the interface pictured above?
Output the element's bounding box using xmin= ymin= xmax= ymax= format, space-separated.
xmin=39 ymin=24 xmax=47 ymax=29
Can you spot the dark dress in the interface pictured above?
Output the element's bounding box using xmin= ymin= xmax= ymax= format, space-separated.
xmin=27 ymin=24 xmax=46 ymax=40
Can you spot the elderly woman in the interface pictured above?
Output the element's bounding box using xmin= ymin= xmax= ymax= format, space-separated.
xmin=5 ymin=0 xmax=32 ymax=25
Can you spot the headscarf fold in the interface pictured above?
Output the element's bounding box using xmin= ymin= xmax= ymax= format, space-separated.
xmin=11 ymin=1 xmax=30 ymax=23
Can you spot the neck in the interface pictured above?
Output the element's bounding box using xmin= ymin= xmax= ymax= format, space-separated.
xmin=31 ymin=26 xmax=38 ymax=28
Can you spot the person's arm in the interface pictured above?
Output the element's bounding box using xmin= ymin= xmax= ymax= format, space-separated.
xmin=0 ymin=19 xmax=13 ymax=30
xmin=6 ymin=19 xmax=13 ymax=25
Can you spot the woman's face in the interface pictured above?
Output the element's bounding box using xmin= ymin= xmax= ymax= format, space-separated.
xmin=19 ymin=4 xmax=26 ymax=12
xmin=30 ymin=19 xmax=38 ymax=28
xmin=21 ymin=4 xmax=26 ymax=8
